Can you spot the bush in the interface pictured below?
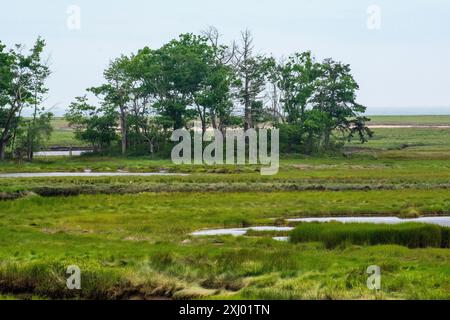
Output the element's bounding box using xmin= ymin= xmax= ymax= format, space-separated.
xmin=277 ymin=124 xmax=305 ymax=154
xmin=290 ymin=222 xmax=450 ymax=249
xmin=441 ymin=227 xmax=450 ymax=248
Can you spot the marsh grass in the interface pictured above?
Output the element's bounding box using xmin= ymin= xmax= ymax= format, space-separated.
xmin=290 ymin=222 xmax=450 ymax=249
xmin=2 ymin=120 xmax=450 ymax=299
xmin=0 ymin=192 xmax=450 ymax=299
xmin=369 ymin=115 xmax=450 ymax=126
xmin=5 ymin=156 xmax=450 ymax=200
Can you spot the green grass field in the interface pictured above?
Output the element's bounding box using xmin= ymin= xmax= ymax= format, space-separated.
xmin=2 ymin=190 xmax=450 ymax=299
xmin=1 ymin=116 xmax=450 ymax=300
xmin=369 ymin=115 xmax=450 ymax=126
xmin=45 ymin=118 xmax=87 ymax=148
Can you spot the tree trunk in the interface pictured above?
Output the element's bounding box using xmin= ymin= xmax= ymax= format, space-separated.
xmin=0 ymin=141 xmax=6 ymax=160
xmin=149 ymin=140 xmax=154 ymax=154
xmin=0 ymin=107 xmax=18 ymax=161
xmin=120 ymin=107 xmax=127 ymax=155
xmin=244 ymin=76 xmax=252 ymax=131
xmin=196 ymin=104 xmax=207 ymax=137
xmin=0 ymin=126 xmax=11 ymax=160
xmin=323 ymin=128 xmax=331 ymax=149
xmin=306 ymin=132 xmax=314 ymax=155
xmin=27 ymin=130 xmax=32 ymax=161
xmin=211 ymin=111 xmax=217 ymax=130
xmin=28 ymin=95 xmax=38 ymax=161
xmin=240 ymin=29 xmax=253 ymax=131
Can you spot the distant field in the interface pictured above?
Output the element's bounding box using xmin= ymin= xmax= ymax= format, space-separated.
xmin=348 ymin=127 xmax=450 ymax=152
xmin=50 ymin=118 xmax=71 ymax=131
xmin=369 ymin=115 xmax=450 ymax=126
xmin=46 ymin=118 xmax=86 ymax=147
xmin=44 ymin=116 xmax=450 ymax=149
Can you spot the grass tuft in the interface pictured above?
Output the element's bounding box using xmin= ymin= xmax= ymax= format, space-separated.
xmin=290 ymin=222 xmax=450 ymax=249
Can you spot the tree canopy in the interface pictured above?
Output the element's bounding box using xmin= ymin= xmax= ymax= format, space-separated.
xmin=0 ymin=37 xmax=52 ymax=160
xmin=1 ymin=29 xmax=372 ymax=160
xmin=64 ymin=29 xmax=371 ymax=157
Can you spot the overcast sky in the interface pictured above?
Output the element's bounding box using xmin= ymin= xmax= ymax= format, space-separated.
xmin=1 ymin=0 xmax=449 ymax=115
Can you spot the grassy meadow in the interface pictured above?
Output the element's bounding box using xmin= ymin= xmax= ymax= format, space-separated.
xmin=44 ymin=118 xmax=87 ymax=148
xmin=1 ymin=116 xmax=450 ymax=299
xmin=369 ymin=115 xmax=450 ymax=126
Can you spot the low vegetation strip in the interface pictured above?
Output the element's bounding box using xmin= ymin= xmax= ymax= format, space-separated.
xmin=290 ymin=223 xmax=450 ymax=249
xmin=5 ymin=182 xmax=450 ymax=200
xmin=0 ymin=183 xmax=402 ymax=200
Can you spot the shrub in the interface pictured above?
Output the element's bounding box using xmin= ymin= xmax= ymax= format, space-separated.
xmin=290 ymin=222 xmax=449 ymax=249
xmin=441 ymin=227 xmax=450 ymax=248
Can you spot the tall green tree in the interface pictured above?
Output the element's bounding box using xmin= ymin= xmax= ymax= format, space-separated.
xmin=15 ymin=112 xmax=53 ymax=160
xmin=90 ymin=56 xmax=133 ymax=155
xmin=156 ymin=34 xmax=209 ymax=131
xmin=0 ymin=37 xmax=50 ymax=160
xmin=136 ymin=33 xmax=234 ymax=135
xmin=67 ymin=31 xmax=372 ymax=157
xmin=65 ymin=96 xmax=118 ymax=151
xmin=311 ymin=58 xmax=372 ymax=148
xmin=26 ymin=38 xmax=51 ymax=160
xmin=0 ymin=42 xmax=15 ymax=159
xmin=277 ymin=52 xmax=321 ymax=124
xmin=193 ymin=45 xmax=233 ymax=134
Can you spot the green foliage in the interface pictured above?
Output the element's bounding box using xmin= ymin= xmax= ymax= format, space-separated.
xmin=152 ymin=34 xmax=211 ymax=130
xmin=0 ymin=37 xmax=50 ymax=160
xmin=59 ymin=29 xmax=371 ymax=157
xmin=2 ymin=31 xmax=373 ymax=160
xmin=276 ymin=55 xmax=372 ymax=154
xmin=65 ymin=96 xmax=119 ymax=151
xmin=277 ymin=51 xmax=321 ymax=124
xmin=14 ymin=112 xmax=53 ymax=159
xmin=312 ymin=58 xmax=371 ymax=146
xmin=290 ymin=222 xmax=450 ymax=249
xmin=277 ymin=124 xmax=304 ymax=154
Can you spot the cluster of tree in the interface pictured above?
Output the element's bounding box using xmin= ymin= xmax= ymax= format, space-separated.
xmin=0 ymin=30 xmax=373 ymax=161
xmin=276 ymin=52 xmax=373 ymax=153
xmin=0 ymin=38 xmax=53 ymax=161
xmin=67 ymin=28 xmax=372 ymax=156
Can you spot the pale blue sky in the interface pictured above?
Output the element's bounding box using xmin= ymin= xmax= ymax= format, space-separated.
xmin=1 ymin=0 xmax=449 ymax=115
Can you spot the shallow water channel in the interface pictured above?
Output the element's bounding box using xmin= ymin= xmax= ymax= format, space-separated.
xmin=0 ymin=172 xmax=188 ymax=178
xmin=191 ymin=216 xmax=450 ymax=241
xmin=192 ymin=226 xmax=294 ymax=237
xmin=34 ymin=150 xmax=91 ymax=157
xmin=286 ymin=216 xmax=450 ymax=227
